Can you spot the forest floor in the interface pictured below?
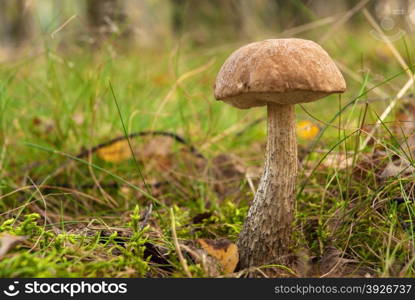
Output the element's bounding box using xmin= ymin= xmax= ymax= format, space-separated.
xmin=1 ymin=24 xmax=415 ymax=277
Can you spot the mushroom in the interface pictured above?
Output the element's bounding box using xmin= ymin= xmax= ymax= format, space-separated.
xmin=214 ymin=38 xmax=346 ymax=270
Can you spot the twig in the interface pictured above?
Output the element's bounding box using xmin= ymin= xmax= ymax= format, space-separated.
xmin=76 ymin=131 xmax=204 ymax=159
xmin=319 ymin=0 xmax=370 ymax=43
xmin=51 ymin=14 xmax=77 ymax=39
xmin=140 ymin=204 xmax=153 ymax=230
xmin=233 ymin=93 xmax=415 ymax=139
xmin=336 ymin=61 xmax=389 ymax=98
xmin=235 ymin=117 xmax=265 ymax=137
xmin=279 ymin=14 xmax=341 ymax=37
xmin=201 ymin=114 xmax=252 ymax=150
xmin=360 ymin=78 xmax=414 ymax=151
xmin=170 ymin=208 xmax=192 ymax=278
xmin=18 ymin=130 xmax=204 ymax=181
xmin=357 ymin=94 xmax=414 ymax=104
xmin=363 ymin=8 xmax=412 ymax=79
xmin=151 ymin=59 xmax=215 ymax=130
xmin=27 ymin=177 xmax=51 ymax=252
xmin=110 ymin=82 xmax=151 ymax=195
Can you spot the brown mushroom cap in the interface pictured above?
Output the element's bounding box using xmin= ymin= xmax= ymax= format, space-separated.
xmin=214 ymin=38 xmax=346 ymax=109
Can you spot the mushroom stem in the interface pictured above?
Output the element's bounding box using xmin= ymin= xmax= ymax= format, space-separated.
xmin=238 ymin=103 xmax=297 ymax=270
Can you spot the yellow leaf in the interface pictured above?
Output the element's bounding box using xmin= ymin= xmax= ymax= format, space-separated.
xmin=97 ymin=140 xmax=132 ymax=163
xmin=197 ymin=238 xmax=239 ymax=274
xmin=376 ymin=45 xmax=394 ymax=60
xmin=152 ymin=74 xmax=170 ymax=86
xmin=296 ymin=120 xmax=319 ymax=140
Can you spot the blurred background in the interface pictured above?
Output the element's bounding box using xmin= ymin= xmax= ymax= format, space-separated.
xmin=2 ymin=0 xmax=415 ymax=173
xmin=0 ymin=0 xmax=414 ymax=56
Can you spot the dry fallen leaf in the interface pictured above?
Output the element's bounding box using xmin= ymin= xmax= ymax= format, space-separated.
xmin=319 ymin=246 xmax=359 ymax=277
xmin=375 ymin=44 xmax=395 ymax=61
xmin=138 ymin=136 xmax=174 ymax=170
xmin=141 ymin=136 xmax=173 ymax=158
xmin=323 ymin=153 xmax=353 ymax=170
xmin=72 ymin=112 xmax=85 ymax=125
xmin=197 ymin=238 xmax=239 ymax=274
xmin=180 ymin=243 xmax=221 ymax=277
xmin=97 ymin=140 xmax=132 ymax=163
xmin=296 ymin=120 xmax=320 ymax=140
xmin=394 ymin=102 xmax=415 ymax=153
xmin=31 ymin=117 xmax=55 ymax=135
xmin=152 ymin=74 xmax=170 ymax=86
xmin=380 ymin=158 xmax=415 ymax=179
xmin=0 ymin=234 xmax=26 ymax=259
xmin=210 ymin=154 xmax=246 ymax=197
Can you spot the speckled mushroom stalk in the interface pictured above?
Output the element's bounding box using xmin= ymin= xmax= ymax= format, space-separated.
xmin=238 ymin=103 xmax=297 ymax=268
xmin=214 ymin=38 xmax=346 ymax=271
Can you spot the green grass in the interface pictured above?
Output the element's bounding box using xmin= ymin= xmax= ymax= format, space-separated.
xmin=1 ymin=22 xmax=415 ymax=277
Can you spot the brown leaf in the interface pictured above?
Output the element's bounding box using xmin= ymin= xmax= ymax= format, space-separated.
xmin=294 ymin=249 xmax=312 ymax=277
xmin=152 ymin=74 xmax=171 ymax=86
xmin=395 ymin=102 xmax=415 ymax=138
xmin=211 ymin=154 xmax=245 ymax=197
xmin=394 ymin=102 xmax=415 ymax=155
xmin=31 ymin=117 xmax=55 ymax=135
xmin=192 ymin=212 xmax=213 ymax=224
xmin=180 ymin=243 xmax=221 ymax=277
xmin=369 ymin=101 xmax=415 ymax=179
xmin=142 ymin=136 xmax=173 ymax=157
xmin=297 ymin=246 xmax=372 ymax=277
xmin=380 ymin=158 xmax=415 ymax=179
xmin=245 ymin=165 xmax=262 ymax=179
xmin=138 ymin=136 xmax=174 ymax=170
xmin=197 ymin=238 xmax=239 ymax=274
xmin=351 ymin=150 xmax=386 ymax=182
xmin=322 ymin=153 xmax=353 ymax=170
xmin=319 ymin=246 xmax=358 ymax=276
xmin=72 ymin=112 xmax=85 ymax=125
xmin=144 ymin=242 xmax=171 ymax=269
xmin=0 ymin=234 xmax=26 ymax=259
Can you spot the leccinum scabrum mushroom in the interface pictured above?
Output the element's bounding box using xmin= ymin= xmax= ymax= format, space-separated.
xmin=214 ymin=39 xmax=346 ymax=270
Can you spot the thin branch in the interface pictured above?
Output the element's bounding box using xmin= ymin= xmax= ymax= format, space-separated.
xmin=170 ymin=208 xmax=192 ymax=278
